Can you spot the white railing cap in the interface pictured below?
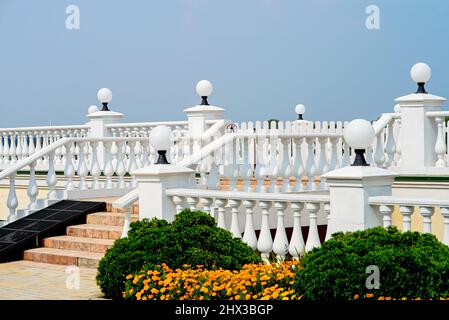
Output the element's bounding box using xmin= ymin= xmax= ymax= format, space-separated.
xmin=369 ymin=196 xmax=449 ymax=207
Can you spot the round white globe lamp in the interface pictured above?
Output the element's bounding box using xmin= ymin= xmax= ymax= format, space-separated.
xmin=149 ymin=125 xmax=172 ymax=164
xmin=195 ymin=80 xmax=213 ymax=105
xmin=88 ymin=105 xmax=99 ymax=114
xmin=410 ymin=62 xmax=431 ymax=94
xmin=344 ymin=119 xmax=375 ymax=166
xmin=97 ymin=88 xmax=113 ymax=111
xmin=295 ymin=104 xmax=306 ymax=120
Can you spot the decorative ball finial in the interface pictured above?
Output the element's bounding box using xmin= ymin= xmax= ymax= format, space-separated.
xmin=295 ymin=104 xmax=306 ymax=120
xmin=394 ymin=104 xmax=401 ymax=113
xmin=88 ymin=105 xmax=99 ymax=114
xmin=344 ymin=119 xmax=375 ymax=166
xmin=410 ymin=62 xmax=431 ymax=94
xmin=97 ymin=88 xmax=113 ymax=111
xmin=195 ymin=80 xmax=213 ymax=106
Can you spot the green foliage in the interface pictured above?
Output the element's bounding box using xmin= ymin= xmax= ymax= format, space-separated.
xmin=294 ymin=227 xmax=449 ymax=300
xmin=96 ymin=209 xmax=261 ymax=299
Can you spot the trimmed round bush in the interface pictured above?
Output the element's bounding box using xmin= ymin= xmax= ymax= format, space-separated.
xmin=294 ymin=227 xmax=449 ymax=300
xmin=96 ymin=209 xmax=261 ymax=299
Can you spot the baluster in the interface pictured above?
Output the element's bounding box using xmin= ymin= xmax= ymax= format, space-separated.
xmin=434 ymin=117 xmax=446 ymax=167
xmin=255 ymin=127 xmax=268 ymax=192
xmin=384 ymin=122 xmax=396 ymax=168
xmin=399 ymin=205 xmax=414 ymax=232
xmin=186 ymin=197 xmax=198 ymax=210
xmin=316 ymin=137 xmax=329 ymax=189
xmin=46 ymin=150 xmax=58 ymax=200
xmin=304 ymin=137 xmax=316 ymax=190
xmin=64 ymin=141 xmax=75 ymax=190
xmin=257 ymin=201 xmax=273 ymax=262
xmin=341 ymin=141 xmax=350 ymax=167
xmin=27 ymin=161 xmax=39 ymax=211
xmin=328 ymin=137 xmax=339 ymax=170
xmin=420 ymin=206 xmax=434 ymax=234
xmin=135 ymin=140 xmax=143 ymax=168
xmin=379 ymin=204 xmax=393 ymax=228
xmin=293 ymin=138 xmax=304 ymax=192
xmin=215 ymin=198 xmax=227 ymax=228
xmin=228 ymin=199 xmax=241 ymax=238
xmin=42 ymin=131 xmax=49 ymax=166
xmin=289 ymin=202 xmax=305 ymax=260
xmin=272 ymin=201 xmax=288 ymax=261
xmin=242 ymin=200 xmax=257 ymax=250
xmin=103 ymin=141 xmax=114 ymax=189
xmin=22 ymin=132 xmax=29 ymax=160
xmin=172 ymin=196 xmax=184 ymax=214
xmin=0 ymin=133 xmax=3 ymax=167
xmin=115 ymin=140 xmax=126 ymax=188
xmin=394 ymin=118 xmax=402 ymax=167
xmin=441 ymin=207 xmax=449 ymax=246
xmin=305 ymin=202 xmax=321 ymax=252
xmin=200 ymin=197 xmax=213 ymax=217
xmin=77 ymin=140 xmax=88 ymax=190
xmin=141 ymin=139 xmax=150 ymax=167
xmin=28 ymin=131 xmax=35 ymax=158
xmin=35 ymin=131 xmax=42 ymax=166
xmin=373 ymin=130 xmax=386 ymax=167
xmin=9 ymin=132 xmax=17 ymax=165
xmin=121 ymin=208 xmax=131 ymax=238
xmin=7 ymin=174 xmax=19 ymax=222
xmin=127 ymin=141 xmax=138 ymax=187
xmin=268 ymin=132 xmax=280 ymax=193
xmin=54 ymin=132 xmax=63 ymax=166
xmin=222 ymin=138 xmax=235 ymax=191
xmin=241 ymin=134 xmax=253 ymax=192
xmin=3 ymin=132 xmax=10 ymax=166
xmin=90 ymin=141 xmax=101 ymax=190
xmin=279 ymin=137 xmax=292 ymax=192
xmin=323 ymin=203 xmax=331 ymax=241
xmin=15 ymin=132 xmax=22 ymax=161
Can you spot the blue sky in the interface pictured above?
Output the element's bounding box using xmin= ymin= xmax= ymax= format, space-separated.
xmin=0 ymin=0 xmax=448 ymax=127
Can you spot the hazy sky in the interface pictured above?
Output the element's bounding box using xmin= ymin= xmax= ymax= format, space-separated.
xmin=0 ymin=0 xmax=448 ymax=127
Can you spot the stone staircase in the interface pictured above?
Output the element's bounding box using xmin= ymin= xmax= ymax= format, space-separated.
xmin=22 ymin=204 xmax=139 ymax=268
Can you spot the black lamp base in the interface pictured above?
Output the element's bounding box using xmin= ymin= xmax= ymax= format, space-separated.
xmin=297 ymin=114 xmax=304 ymax=120
xmin=351 ymin=149 xmax=369 ymax=166
xmin=200 ymin=96 xmax=209 ymax=106
xmin=101 ymin=102 xmax=110 ymax=111
xmin=155 ymin=150 xmax=170 ymax=164
xmin=416 ymin=82 xmax=428 ymax=94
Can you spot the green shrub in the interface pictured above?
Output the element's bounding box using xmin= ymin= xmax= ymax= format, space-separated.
xmin=96 ymin=209 xmax=261 ymax=299
xmin=294 ymin=227 xmax=449 ymax=300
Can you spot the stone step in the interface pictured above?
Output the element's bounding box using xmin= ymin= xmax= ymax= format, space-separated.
xmin=23 ymin=247 xmax=103 ymax=268
xmin=86 ymin=212 xmax=139 ymax=227
xmin=43 ymin=235 xmax=114 ymax=254
xmin=109 ymin=203 xmax=139 ymax=214
xmin=67 ymin=224 xmax=123 ymax=240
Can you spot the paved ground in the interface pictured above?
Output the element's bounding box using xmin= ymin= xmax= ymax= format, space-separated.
xmin=0 ymin=260 xmax=105 ymax=300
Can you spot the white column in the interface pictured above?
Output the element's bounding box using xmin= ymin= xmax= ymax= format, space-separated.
xmin=399 ymin=205 xmax=414 ymax=232
xmin=395 ymin=93 xmax=446 ymax=173
xmin=378 ymin=204 xmax=394 ymax=228
xmin=441 ymin=207 xmax=449 ymax=246
xmin=228 ymin=199 xmax=242 ymax=238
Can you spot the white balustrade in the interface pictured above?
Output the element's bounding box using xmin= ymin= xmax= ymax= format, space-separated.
xmin=165 ymin=189 xmax=329 ymax=260
xmin=369 ymin=196 xmax=449 ymax=245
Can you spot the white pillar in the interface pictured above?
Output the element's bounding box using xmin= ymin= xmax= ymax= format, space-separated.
xmin=322 ymin=166 xmax=396 ymax=234
xmin=133 ymin=165 xmax=195 ymax=222
xmin=86 ymin=110 xmax=124 ymax=169
xmin=395 ymin=93 xmax=446 ymax=174
xmin=183 ymin=104 xmax=225 ymax=154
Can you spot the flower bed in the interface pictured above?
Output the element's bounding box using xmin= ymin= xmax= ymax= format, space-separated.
xmin=123 ymin=261 xmax=300 ymax=300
